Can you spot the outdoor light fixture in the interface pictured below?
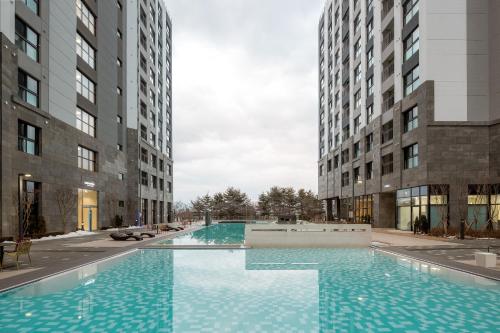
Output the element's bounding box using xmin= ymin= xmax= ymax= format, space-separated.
xmin=384 ymin=184 xmax=391 ymax=188
xmin=24 ymin=174 xmax=32 ymax=178
xmin=84 ymin=181 xmax=95 ymax=188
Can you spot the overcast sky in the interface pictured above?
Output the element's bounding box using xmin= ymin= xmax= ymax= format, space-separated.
xmin=164 ymin=0 xmax=323 ymax=203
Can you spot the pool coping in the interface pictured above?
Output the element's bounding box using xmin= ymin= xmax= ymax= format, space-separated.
xmin=374 ymin=246 xmax=500 ymax=282
xmin=0 ymin=249 xmax=139 ymax=294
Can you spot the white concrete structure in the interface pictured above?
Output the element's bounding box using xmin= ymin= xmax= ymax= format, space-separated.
xmin=244 ymin=224 xmax=371 ymax=248
xmin=474 ymin=252 xmax=497 ymax=268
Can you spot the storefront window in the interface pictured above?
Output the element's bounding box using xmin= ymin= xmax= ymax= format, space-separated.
xmin=397 ymin=186 xmax=429 ymax=231
xmin=354 ymin=195 xmax=373 ymax=223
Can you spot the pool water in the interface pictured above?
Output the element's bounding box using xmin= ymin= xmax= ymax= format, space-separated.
xmin=0 ymin=248 xmax=499 ymax=332
xmin=159 ymin=223 xmax=245 ymax=245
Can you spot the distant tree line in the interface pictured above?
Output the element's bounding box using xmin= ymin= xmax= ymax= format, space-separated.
xmin=185 ymin=186 xmax=323 ymax=222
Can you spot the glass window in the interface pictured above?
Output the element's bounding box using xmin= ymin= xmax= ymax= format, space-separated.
xmin=367 ymin=19 xmax=374 ymax=39
xmin=381 ymin=153 xmax=393 ymax=175
xmin=354 ymin=90 xmax=361 ymax=108
xmin=403 ymin=0 xmax=419 ymax=25
xmin=404 ymin=143 xmax=419 ymax=169
xmin=381 ymin=121 xmax=393 ymax=143
xmin=354 ymin=38 xmax=361 ymax=59
xmin=15 ymin=17 xmax=39 ymax=62
xmin=366 ymin=104 xmax=373 ymax=123
xmin=403 ymin=105 xmax=418 ymax=133
xmin=18 ymin=70 xmax=39 ymax=107
xmin=76 ymin=107 xmax=96 ymax=137
xmin=367 ymin=48 xmax=373 ymax=68
xmin=353 ymin=141 xmax=360 ymax=158
xmin=78 ymin=146 xmax=96 ymax=171
xmin=354 ymin=64 xmax=362 ymax=83
xmin=342 ymin=171 xmax=350 ymax=187
xmin=23 ymin=0 xmax=39 ymax=15
xmin=404 ymin=65 xmax=420 ymax=96
xmin=366 ymin=162 xmax=373 ymax=180
xmin=76 ymin=0 xmax=95 ymax=35
xmin=367 ymin=76 xmax=374 ymax=96
xmin=404 ymin=27 xmax=419 ymax=61
xmin=141 ymin=171 xmax=148 ymax=186
xmin=140 ymin=124 xmax=147 ymax=140
xmin=366 ymin=133 xmax=373 ymax=152
xmin=76 ymin=70 xmax=95 ymax=103
xmin=76 ymin=33 xmax=95 ymax=68
xmin=354 ymin=116 xmax=360 ymax=134
xmin=342 ymin=148 xmax=350 ymax=164
xmin=18 ymin=121 xmax=40 ymax=155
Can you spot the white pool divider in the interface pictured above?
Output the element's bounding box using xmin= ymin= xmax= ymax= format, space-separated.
xmin=244 ymin=224 xmax=371 ymax=248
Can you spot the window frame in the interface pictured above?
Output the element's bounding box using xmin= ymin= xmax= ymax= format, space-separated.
xmin=18 ymin=70 xmax=39 ymax=107
xmin=76 ymin=0 xmax=96 ymax=35
xmin=15 ymin=17 xmax=39 ymax=62
xmin=77 ymin=145 xmax=97 ymax=172
xmin=18 ymin=120 xmax=40 ymax=156
xmin=404 ymin=143 xmax=419 ymax=169
xmin=76 ymin=107 xmax=96 ymax=137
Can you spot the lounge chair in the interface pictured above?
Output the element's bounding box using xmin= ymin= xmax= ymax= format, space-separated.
xmin=4 ymin=240 xmax=32 ymax=270
xmin=120 ymin=230 xmax=155 ymax=238
xmin=110 ymin=232 xmax=143 ymax=241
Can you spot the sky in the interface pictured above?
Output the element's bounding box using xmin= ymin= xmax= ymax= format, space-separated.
xmin=164 ymin=0 xmax=324 ymax=203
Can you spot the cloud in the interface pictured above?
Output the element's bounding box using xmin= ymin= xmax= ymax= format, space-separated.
xmin=164 ymin=0 xmax=322 ymax=202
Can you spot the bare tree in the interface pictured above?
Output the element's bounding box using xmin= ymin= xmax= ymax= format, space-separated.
xmin=466 ymin=184 xmax=489 ymax=233
xmin=55 ymin=188 xmax=77 ymax=233
xmin=13 ymin=190 xmax=36 ymax=240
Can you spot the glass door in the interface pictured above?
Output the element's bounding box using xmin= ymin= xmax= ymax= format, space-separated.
xmin=78 ymin=189 xmax=98 ymax=231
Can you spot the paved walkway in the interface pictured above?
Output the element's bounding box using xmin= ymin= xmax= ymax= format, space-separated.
xmin=372 ymin=229 xmax=500 ymax=280
xmin=0 ymin=227 xmax=196 ymax=291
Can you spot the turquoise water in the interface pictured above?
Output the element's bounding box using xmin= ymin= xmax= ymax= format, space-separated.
xmin=159 ymin=223 xmax=245 ymax=245
xmin=0 ymin=248 xmax=499 ymax=332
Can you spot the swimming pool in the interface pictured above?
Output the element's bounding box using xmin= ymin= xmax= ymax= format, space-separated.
xmin=159 ymin=223 xmax=246 ymax=245
xmin=0 ymin=248 xmax=498 ymax=332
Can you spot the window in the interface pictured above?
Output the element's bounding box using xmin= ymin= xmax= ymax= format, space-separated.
xmin=353 ymin=167 xmax=361 ymax=183
xmin=404 ymin=65 xmax=420 ymax=96
xmin=327 ymin=159 xmax=332 ymax=172
xmin=117 ymin=115 xmax=122 ymax=124
xmin=117 ymin=87 xmax=122 ymax=95
xmin=140 ymin=78 xmax=147 ymax=94
xmin=76 ymin=34 xmax=95 ymax=68
xmin=117 ymin=144 xmax=123 ymax=151
xmin=150 ymin=111 xmax=156 ymax=127
xmin=319 ymin=164 xmax=324 ymax=176
xmin=342 ymin=125 xmax=350 ymax=141
xmin=18 ymin=70 xmax=39 ymax=107
xmin=76 ymin=107 xmax=96 ymax=137
xmin=18 ymin=121 xmax=39 ymax=155
xmin=149 ymin=89 xmax=155 ymax=106
xmin=140 ymin=124 xmax=147 ymax=140
xmin=403 ymin=0 xmax=419 ymax=25
xmin=76 ymin=70 xmax=95 ymax=103
xmin=15 ymin=18 xmax=39 ymax=62
xmin=140 ymin=101 xmax=147 ymax=117
xmin=354 ymin=38 xmax=361 ymax=59
xmin=117 ymin=29 xmax=122 ymax=39
xmin=354 ymin=65 xmax=362 ymax=83
xmin=354 ymin=14 xmax=361 ymax=34
xmin=159 ymin=159 xmax=164 ymax=172
xmin=76 ymin=0 xmax=95 ymax=35
xmin=140 ymin=54 xmax=147 ymax=71
xmin=333 ymin=155 xmax=339 ymax=168
xmin=151 ymin=175 xmax=157 ymax=189
xmin=23 ymin=0 xmax=39 ymax=14
xmin=367 ymin=19 xmax=374 ymax=39
xmin=366 ymin=162 xmax=373 ymax=180
xmin=404 ymin=28 xmax=419 ymax=61
xmin=381 ymin=121 xmax=393 ymax=144
xmin=151 ymin=154 xmax=157 ymax=168
xmin=78 ymin=146 xmax=96 ymax=171
xmin=366 ymin=104 xmax=373 ymax=123
xmin=354 ymin=116 xmax=360 ymax=134
xmin=342 ymin=149 xmax=350 ymax=164
xmin=367 ymin=48 xmax=373 ymax=68
xmin=141 ymin=148 xmax=148 ymax=163
xmin=140 ymin=6 xmax=147 ymax=25
xmin=159 ymin=178 xmax=164 ymax=191
xmin=404 ymin=105 xmax=419 ymax=133
xmin=367 ymin=0 xmax=374 ymax=11
xmin=335 ymin=133 xmax=339 ymax=147
xmin=141 ymin=171 xmax=148 ymax=186
xmin=355 ymin=90 xmax=362 ymax=109
xmin=404 ymin=143 xmax=419 ymax=169
xmin=366 ymin=133 xmax=373 ymax=152
xmin=381 ymin=153 xmax=393 ymax=175
xmin=342 ymin=171 xmax=350 ymax=187
xmin=118 ymin=173 xmax=124 ymax=181
xmin=117 ymin=58 xmax=122 ymax=67
xmin=149 ymin=131 xmax=156 ymax=146
xmin=367 ymin=76 xmax=374 ymax=96
xmin=168 ymin=164 xmax=172 ymax=176
xmin=167 ymin=181 xmax=172 ymax=193
xmin=353 ymin=141 xmax=360 ymax=158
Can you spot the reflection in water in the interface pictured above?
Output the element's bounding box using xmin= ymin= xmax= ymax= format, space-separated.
xmin=160 ymin=223 xmax=246 ymax=245
xmin=0 ymin=249 xmax=499 ymax=332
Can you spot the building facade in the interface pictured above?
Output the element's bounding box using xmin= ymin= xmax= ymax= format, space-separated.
xmin=0 ymin=0 xmax=173 ymax=240
xmin=125 ymin=0 xmax=174 ymax=225
xmin=317 ymin=0 xmax=500 ymax=231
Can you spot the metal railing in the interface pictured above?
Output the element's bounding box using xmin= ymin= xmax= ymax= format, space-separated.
xmin=382 ymin=95 xmax=395 ymax=112
xmin=382 ymin=63 xmax=394 ymax=81
xmin=382 ymin=30 xmax=394 ymax=50
xmin=381 ymin=0 xmax=394 ymax=20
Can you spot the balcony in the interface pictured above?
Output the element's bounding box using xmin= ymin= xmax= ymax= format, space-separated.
xmin=381 ymin=0 xmax=394 ymax=21
xmin=382 ymin=92 xmax=394 ymax=113
xmin=382 ymin=61 xmax=394 ymax=82
xmin=382 ymin=29 xmax=394 ymax=51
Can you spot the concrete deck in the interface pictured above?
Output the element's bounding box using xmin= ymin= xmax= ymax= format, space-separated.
xmin=0 ymin=227 xmax=195 ymax=291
